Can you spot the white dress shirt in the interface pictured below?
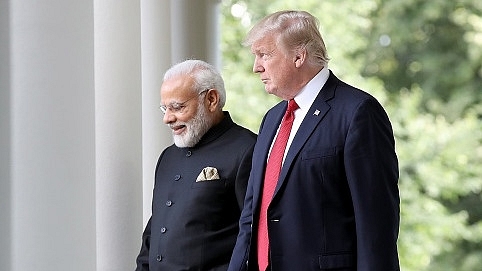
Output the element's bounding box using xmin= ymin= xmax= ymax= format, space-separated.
xmin=269 ymin=66 xmax=330 ymax=164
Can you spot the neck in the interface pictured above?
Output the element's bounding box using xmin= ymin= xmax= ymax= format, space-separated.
xmin=210 ymin=110 xmax=225 ymax=126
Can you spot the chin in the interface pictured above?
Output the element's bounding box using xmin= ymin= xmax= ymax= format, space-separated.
xmin=264 ymin=85 xmax=276 ymax=94
xmin=173 ymin=131 xmax=202 ymax=148
xmin=266 ymin=89 xmax=279 ymax=97
xmin=171 ymin=105 xmax=212 ymax=148
xmin=173 ymin=136 xmax=193 ymax=148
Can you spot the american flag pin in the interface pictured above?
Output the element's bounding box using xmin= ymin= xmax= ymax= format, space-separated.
xmin=313 ymin=109 xmax=320 ymax=116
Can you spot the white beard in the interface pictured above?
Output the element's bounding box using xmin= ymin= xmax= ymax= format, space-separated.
xmin=171 ymin=101 xmax=213 ymax=148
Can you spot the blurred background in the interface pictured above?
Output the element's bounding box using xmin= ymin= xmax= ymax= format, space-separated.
xmin=220 ymin=1 xmax=482 ymax=270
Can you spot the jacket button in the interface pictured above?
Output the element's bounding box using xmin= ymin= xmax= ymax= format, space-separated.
xmin=186 ymin=150 xmax=192 ymax=157
xmin=160 ymin=227 xmax=167 ymax=233
xmin=156 ymin=255 xmax=162 ymax=261
xmin=174 ymin=174 xmax=181 ymax=181
xmin=166 ymin=200 xmax=172 ymax=206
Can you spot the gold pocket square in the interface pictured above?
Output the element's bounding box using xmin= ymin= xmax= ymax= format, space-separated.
xmin=196 ymin=167 xmax=220 ymax=182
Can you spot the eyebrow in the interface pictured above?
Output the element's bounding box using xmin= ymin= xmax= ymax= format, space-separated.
xmin=160 ymin=100 xmax=186 ymax=109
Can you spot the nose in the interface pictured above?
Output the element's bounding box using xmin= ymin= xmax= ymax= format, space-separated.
xmin=163 ymin=110 xmax=175 ymax=124
xmin=253 ymin=57 xmax=264 ymax=73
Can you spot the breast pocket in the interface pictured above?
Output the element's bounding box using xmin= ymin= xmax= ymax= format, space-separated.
xmin=301 ymin=147 xmax=337 ymax=160
xmin=300 ymin=146 xmax=343 ymax=184
xmin=191 ymin=178 xmax=227 ymax=189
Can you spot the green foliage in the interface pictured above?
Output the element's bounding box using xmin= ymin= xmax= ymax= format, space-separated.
xmin=389 ymin=88 xmax=482 ymax=270
xmin=220 ymin=0 xmax=280 ymax=132
xmin=359 ymin=0 xmax=482 ymax=120
xmin=220 ymin=1 xmax=482 ymax=270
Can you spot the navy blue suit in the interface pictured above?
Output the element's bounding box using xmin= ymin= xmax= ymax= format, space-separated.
xmin=228 ymin=72 xmax=400 ymax=271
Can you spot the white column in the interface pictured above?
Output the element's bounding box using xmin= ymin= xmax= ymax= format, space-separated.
xmin=1 ymin=1 xmax=218 ymax=270
xmin=170 ymin=0 xmax=221 ymax=67
xmin=140 ymin=0 xmax=173 ymax=227
xmin=94 ymin=0 xmax=143 ymax=270
xmin=8 ymin=1 xmax=96 ymax=270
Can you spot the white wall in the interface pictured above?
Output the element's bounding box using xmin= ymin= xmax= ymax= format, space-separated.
xmin=0 ymin=0 xmax=220 ymax=270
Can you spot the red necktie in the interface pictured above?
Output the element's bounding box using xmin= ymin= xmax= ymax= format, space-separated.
xmin=257 ymin=99 xmax=298 ymax=271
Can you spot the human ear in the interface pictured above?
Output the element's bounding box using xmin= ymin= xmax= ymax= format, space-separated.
xmin=205 ymin=89 xmax=219 ymax=112
xmin=294 ymin=49 xmax=307 ymax=68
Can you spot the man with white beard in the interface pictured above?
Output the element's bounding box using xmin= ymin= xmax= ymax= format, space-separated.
xmin=135 ymin=59 xmax=257 ymax=271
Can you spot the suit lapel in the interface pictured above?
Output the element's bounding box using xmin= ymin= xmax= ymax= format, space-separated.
xmin=273 ymin=72 xmax=338 ymax=198
xmin=252 ymin=102 xmax=286 ymax=204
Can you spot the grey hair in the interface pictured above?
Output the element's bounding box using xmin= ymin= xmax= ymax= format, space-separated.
xmin=163 ymin=59 xmax=226 ymax=108
xmin=243 ymin=10 xmax=329 ymax=68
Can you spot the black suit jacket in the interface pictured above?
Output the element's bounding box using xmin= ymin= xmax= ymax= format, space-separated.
xmin=228 ymin=72 xmax=400 ymax=271
xmin=136 ymin=112 xmax=256 ymax=271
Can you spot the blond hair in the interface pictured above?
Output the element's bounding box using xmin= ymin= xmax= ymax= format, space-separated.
xmin=243 ymin=10 xmax=329 ymax=67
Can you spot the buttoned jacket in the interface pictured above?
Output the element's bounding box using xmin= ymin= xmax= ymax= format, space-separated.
xmin=228 ymin=72 xmax=400 ymax=271
xmin=136 ymin=112 xmax=256 ymax=271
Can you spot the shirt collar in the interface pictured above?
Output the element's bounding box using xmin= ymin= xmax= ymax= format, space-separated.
xmin=293 ymin=66 xmax=330 ymax=113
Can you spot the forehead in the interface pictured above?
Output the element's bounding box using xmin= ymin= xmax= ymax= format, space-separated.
xmin=251 ymin=34 xmax=278 ymax=53
xmin=160 ymin=74 xmax=195 ymax=101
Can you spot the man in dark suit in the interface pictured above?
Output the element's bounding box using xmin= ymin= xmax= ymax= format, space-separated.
xmin=135 ymin=59 xmax=257 ymax=271
xmin=228 ymin=11 xmax=400 ymax=271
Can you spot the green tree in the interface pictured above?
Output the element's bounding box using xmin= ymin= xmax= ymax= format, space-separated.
xmin=359 ymin=0 xmax=482 ymax=120
xmin=359 ymin=1 xmax=482 ymax=270
xmin=388 ymin=88 xmax=482 ymax=270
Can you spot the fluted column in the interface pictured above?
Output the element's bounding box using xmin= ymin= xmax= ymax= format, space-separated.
xmin=140 ymin=0 xmax=173 ymax=227
xmin=0 ymin=1 xmax=218 ymax=270
xmin=93 ymin=0 xmax=143 ymax=270
xmin=170 ymin=0 xmax=221 ymax=67
xmin=7 ymin=1 xmax=97 ymax=270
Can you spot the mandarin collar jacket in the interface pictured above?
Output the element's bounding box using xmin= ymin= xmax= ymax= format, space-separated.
xmin=136 ymin=112 xmax=257 ymax=271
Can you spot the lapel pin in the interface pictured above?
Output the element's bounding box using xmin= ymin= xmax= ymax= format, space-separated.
xmin=313 ymin=109 xmax=320 ymax=116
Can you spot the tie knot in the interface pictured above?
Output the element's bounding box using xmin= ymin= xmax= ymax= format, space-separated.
xmin=287 ymin=99 xmax=299 ymax=113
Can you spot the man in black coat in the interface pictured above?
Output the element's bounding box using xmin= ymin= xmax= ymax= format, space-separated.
xmin=135 ymin=59 xmax=257 ymax=271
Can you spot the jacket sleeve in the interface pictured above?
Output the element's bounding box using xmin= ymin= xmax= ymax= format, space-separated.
xmin=228 ymin=176 xmax=254 ymax=271
xmin=229 ymin=114 xmax=270 ymax=271
xmin=135 ymin=217 xmax=152 ymax=271
xmin=344 ymin=98 xmax=400 ymax=270
xmin=234 ymin=143 xmax=256 ymax=210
